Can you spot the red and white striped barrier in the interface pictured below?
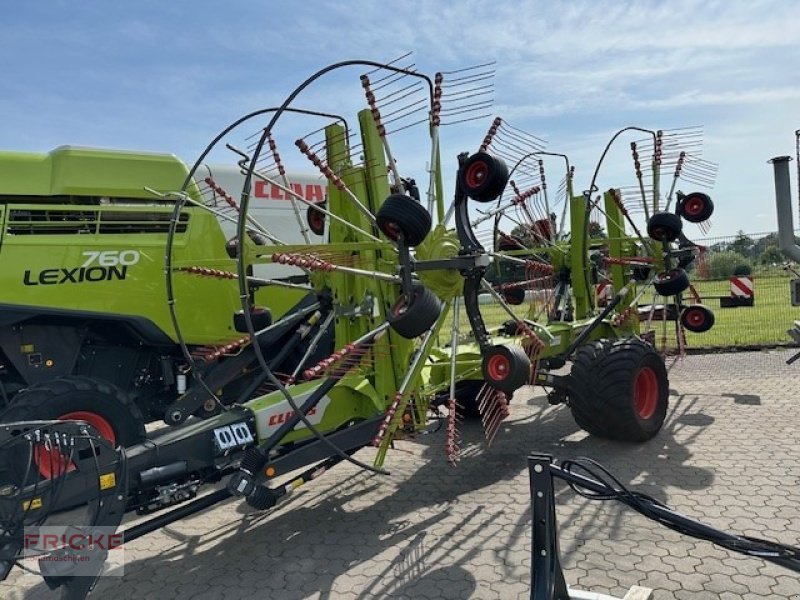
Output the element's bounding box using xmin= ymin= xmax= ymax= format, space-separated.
xmin=596 ymin=281 xmax=614 ymax=306
xmin=729 ymin=276 xmax=754 ymax=298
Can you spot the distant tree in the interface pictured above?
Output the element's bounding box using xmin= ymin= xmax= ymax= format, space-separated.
xmin=588 ymin=221 xmax=606 ymax=238
xmin=729 ymin=230 xmax=755 ymax=258
xmin=707 ymin=250 xmax=752 ymax=279
xmin=760 ymin=244 xmax=784 ymax=265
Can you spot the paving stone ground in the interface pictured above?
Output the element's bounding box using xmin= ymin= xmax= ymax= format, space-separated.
xmin=3 ymin=349 xmax=800 ymax=599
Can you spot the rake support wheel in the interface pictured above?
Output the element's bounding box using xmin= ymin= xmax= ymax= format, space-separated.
xmin=680 ymin=304 xmax=715 ymax=333
xmin=376 ymin=194 xmax=432 ymax=247
xmin=677 ymin=192 xmax=714 ymax=223
xmin=481 ymin=344 xmax=530 ymax=393
xmin=388 ymin=283 xmax=442 ymax=339
xmin=653 ymin=268 xmax=690 ymax=296
xmin=459 ymin=152 xmax=509 ymax=203
xmin=647 ymin=211 xmax=683 ymax=242
xmin=307 ymin=202 xmax=326 ymax=235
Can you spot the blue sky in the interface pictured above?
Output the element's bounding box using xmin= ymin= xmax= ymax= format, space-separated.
xmin=3 ymin=1 xmax=799 ymax=238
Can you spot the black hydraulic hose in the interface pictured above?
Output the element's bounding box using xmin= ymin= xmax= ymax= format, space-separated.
xmin=553 ymin=457 xmax=800 ymax=574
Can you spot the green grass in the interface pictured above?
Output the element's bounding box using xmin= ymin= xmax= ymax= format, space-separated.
xmin=462 ymin=272 xmax=800 ymax=351
xmin=684 ymin=272 xmax=798 ymax=349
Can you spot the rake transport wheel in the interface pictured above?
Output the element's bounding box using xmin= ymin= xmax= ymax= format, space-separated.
xmin=568 ymin=339 xmax=668 ymax=441
xmin=653 ymin=268 xmax=690 ymax=296
xmin=0 ymin=376 xmax=145 ymax=478
xmin=676 ymin=192 xmax=714 ymax=223
xmin=646 ymin=211 xmax=683 ymax=242
xmin=376 ymin=193 xmax=432 ymax=246
xmin=481 ymin=344 xmax=531 ymax=393
xmin=388 ymin=283 xmax=442 ymax=339
xmin=459 ymin=152 xmax=510 ymax=203
xmin=680 ymin=304 xmax=715 ymax=333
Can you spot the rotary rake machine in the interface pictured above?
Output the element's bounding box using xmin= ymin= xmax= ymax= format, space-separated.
xmin=480 ymin=122 xmax=719 ymax=360
xmin=0 ymin=59 xmax=715 ymax=598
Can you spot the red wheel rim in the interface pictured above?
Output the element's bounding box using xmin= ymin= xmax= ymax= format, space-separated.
xmin=486 ymin=354 xmax=510 ymax=381
xmin=685 ymin=308 xmax=705 ymax=327
xmin=393 ymin=294 xmax=411 ymax=316
xmin=35 ymin=411 xmax=116 ymax=480
xmin=684 ymin=196 xmax=704 ymax=216
xmin=633 ymin=367 xmax=659 ymax=420
xmin=383 ymin=221 xmax=401 ymax=241
xmin=652 ymin=226 xmax=672 ymax=240
xmin=656 ymin=269 xmax=679 ymax=283
xmin=465 ymin=161 xmax=489 ymax=189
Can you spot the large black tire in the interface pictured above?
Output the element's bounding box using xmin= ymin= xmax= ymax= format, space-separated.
xmin=459 ymin=152 xmax=509 ymax=203
xmin=481 ymin=344 xmax=530 ymax=393
xmin=0 ymin=376 xmax=145 ymax=447
xmin=653 ymin=268 xmax=690 ymax=296
xmin=647 ymin=212 xmax=682 ymax=242
xmin=388 ymin=283 xmax=442 ymax=338
xmin=568 ymin=339 xmax=668 ymax=441
xmin=680 ymin=304 xmax=715 ymax=333
xmin=376 ymin=194 xmax=432 ymax=247
xmin=677 ymin=192 xmax=714 ymax=223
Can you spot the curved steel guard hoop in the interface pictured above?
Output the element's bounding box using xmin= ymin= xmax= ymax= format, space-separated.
xmin=452 ymin=152 xmax=493 ymax=352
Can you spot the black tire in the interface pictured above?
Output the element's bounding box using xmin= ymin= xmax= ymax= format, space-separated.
xmin=653 ymin=268 xmax=690 ymax=296
xmin=568 ymin=339 xmax=668 ymax=441
xmin=502 ymin=286 xmax=526 ymax=306
xmin=677 ymin=192 xmax=714 ymax=223
xmin=631 ymin=265 xmax=651 ymax=282
xmin=234 ymin=307 xmax=273 ymax=333
xmin=481 ymin=344 xmax=530 ymax=393
xmin=0 ymin=376 xmax=145 ymax=448
xmin=647 ymin=212 xmax=682 ymax=242
xmin=680 ymin=304 xmax=715 ymax=333
xmin=307 ymin=202 xmax=326 ymax=236
xmin=388 ymin=284 xmax=442 ymax=338
xmin=376 ymin=194 xmax=432 ymax=247
xmin=458 ymin=152 xmax=509 ymax=203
